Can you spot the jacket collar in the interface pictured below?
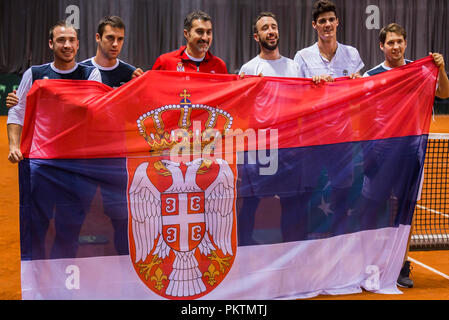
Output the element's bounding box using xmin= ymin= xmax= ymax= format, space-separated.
xmin=177 ymin=45 xmax=213 ymax=61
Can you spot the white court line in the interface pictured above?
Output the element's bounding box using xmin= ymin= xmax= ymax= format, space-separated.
xmin=416 ymin=204 xmax=449 ymax=219
xmin=408 ymin=257 xmax=449 ymax=281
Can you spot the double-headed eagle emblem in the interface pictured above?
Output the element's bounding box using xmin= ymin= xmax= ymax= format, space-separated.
xmin=128 ymin=91 xmax=236 ymax=298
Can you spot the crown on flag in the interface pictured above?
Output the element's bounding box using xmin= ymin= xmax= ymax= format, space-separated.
xmin=137 ymin=90 xmax=233 ymax=155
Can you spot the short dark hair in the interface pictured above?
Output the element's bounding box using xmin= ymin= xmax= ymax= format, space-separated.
xmin=379 ymin=23 xmax=407 ymax=44
xmin=312 ymin=0 xmax=337 ymax=22
xmin=253 ymin=12 xmax=277 ymax=34
xmin=184 ymin=10 xmax=212 ymax=31
xmin=97 ymin=16 xmax=125 ymax=37
xmin=49 ymin=21 xmax=78 ymax=41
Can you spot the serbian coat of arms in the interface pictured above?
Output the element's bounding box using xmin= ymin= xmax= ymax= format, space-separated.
xmin=127 ymin=90 xmax=237 ymax=299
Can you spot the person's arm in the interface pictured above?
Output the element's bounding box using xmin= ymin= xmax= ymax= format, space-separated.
xmin=152 ymin=56 xmax=164 ymax=70
xmin=351 ymin=49 xmax=365 ymax=80
xmin=6 ymin=68 xmax=33 ymax=163
xmin=7 ymin=68 xmax=32 ymax=125
xmin=7 ymin=123 xmax=23 ymax=163
xmin=217 ymin=59 xmax=228 ymax=74
xmin=431 ymin=52 xmax=449 ymax=99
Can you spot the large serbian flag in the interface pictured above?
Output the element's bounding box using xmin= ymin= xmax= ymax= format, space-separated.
xmin=18 ymin=57 xmax=438 ymax=299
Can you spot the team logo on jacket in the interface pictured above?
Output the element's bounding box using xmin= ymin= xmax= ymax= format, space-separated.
xmin=176 ymin=62 xmax=185 ymax=72
xmin=127 ymin=90 xmax=237 ymax=299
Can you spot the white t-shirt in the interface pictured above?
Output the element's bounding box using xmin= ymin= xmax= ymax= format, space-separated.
xmin=239 ymin=55 xmax=300 ymax=77
xmin=294 ymin=42 xmax=364 ymax=78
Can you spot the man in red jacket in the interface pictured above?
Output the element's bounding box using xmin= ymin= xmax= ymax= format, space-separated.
xmin=152 ymin=10 xmax=228 ymax=74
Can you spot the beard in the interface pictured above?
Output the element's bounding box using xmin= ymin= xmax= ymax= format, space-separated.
xmin=260 ymin=37 xmax=279 ymax=51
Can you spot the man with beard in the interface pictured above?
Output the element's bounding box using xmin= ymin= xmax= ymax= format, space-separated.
xmin=152 ymin=10 xmax=227 ymax=74
xmin=293 ymin=0 xmax=363 ymax=82
xmin=7 ymin=21 xmax=101 ymax=163
xmin=238 ymin=12 xmax=304 ymax=245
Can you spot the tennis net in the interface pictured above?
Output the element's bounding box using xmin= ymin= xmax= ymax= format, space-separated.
xmin=411 ymin=133 xmax=449 ymax=250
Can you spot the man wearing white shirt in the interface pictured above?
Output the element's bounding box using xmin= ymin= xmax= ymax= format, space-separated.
xmin=293 ymin=0 xmax=364 ymax=82
xmin=239 ymin=12 xmax=299 ymax=78
xmin=293 ymin=0 xmax=364 ymax=236
xmin=361 ymin=23 xmax=449 ymax=289
xmin=7 ymin=21 xmax=101 ymax=163
xmin=238 ymin=12 xmax=305 ymax=244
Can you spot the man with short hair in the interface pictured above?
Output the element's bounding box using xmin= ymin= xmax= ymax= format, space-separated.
xmin=7 ymin=21 xmax=101 ymax=163
xmin=362 ymin=22 xmax=449 ymax=288
xmin=364 ymin=23 xmax=449 ymax=97
xmin=81 ymin=15 xmax=143 ymax=87
xmin=7 ymin=17 xmax=145 ymax=257
xmin=294 ymin=0 xmax=363 ymax=82
xmin=238 ymin=12 xmax=303 ymax=244
xmin=7 ymin=21 xmax=102 ymax=260
xmin=6 ymin=16 xmax=143 ymax=106
xmin=80 ymin=16 xmax=143 ymax=255
xmin=239 ymin=12 xmax=299 ymax=77
xmin=152 ymin=10 xmax=227 ymax=74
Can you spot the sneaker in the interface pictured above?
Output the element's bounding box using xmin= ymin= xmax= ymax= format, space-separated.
xmin=397 ymin=261 xmax=414 ymax=288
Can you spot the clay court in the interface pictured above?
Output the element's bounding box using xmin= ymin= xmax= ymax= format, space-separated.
xmin=1 ymin=115 xmax=448 ymax=300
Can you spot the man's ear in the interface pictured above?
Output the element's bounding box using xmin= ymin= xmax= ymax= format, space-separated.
xmin=253 ymin=32 xmax=259 ymax=43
